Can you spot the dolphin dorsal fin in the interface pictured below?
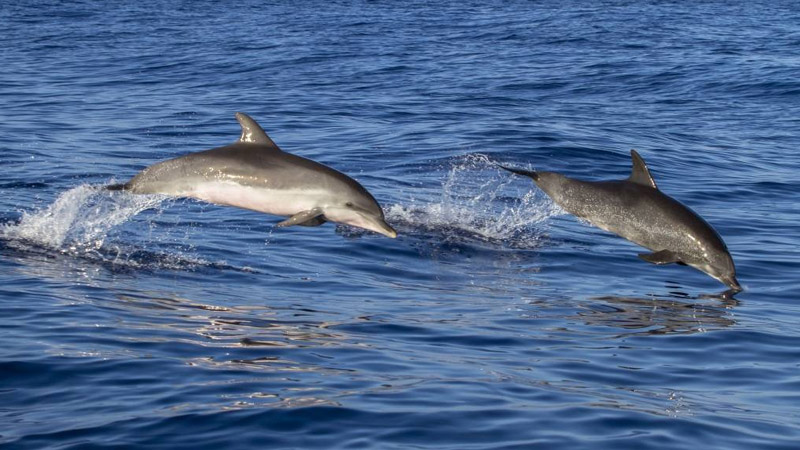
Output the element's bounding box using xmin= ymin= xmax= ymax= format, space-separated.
xmin=235 ymin=112 xmax=280 ymax=149
xmin=628 ymin=149 xmax=657 ymax=189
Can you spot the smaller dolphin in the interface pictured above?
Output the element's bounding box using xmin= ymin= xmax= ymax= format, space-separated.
xmin=499 ymin=150 xmax=740 ymax=291
xmin=109 ymin=113 xmax=397 ymax=238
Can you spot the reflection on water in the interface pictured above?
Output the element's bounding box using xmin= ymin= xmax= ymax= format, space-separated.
xmin=113 ymin=292 xmax=356 ymax=410
xmin=114 ymin=292 xmax=350 ymax=350
xmin=578 ymin=293 xmax=737 ymax=336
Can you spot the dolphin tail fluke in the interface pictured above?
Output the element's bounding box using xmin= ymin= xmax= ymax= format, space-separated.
xmin=105 ymin=183 xmax=128 ymax=191
xmin=496 ymin=163 xmax=538 ymax=181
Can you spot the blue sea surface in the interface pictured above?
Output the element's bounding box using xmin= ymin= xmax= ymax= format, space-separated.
xmin=2 ymin=1 xmax=800 ymax=449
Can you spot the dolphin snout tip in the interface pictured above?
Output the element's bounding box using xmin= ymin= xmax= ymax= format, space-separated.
xmin=382 ymin=226 xmax=398 ymax=238
xmin=371 ymin=214 xmax=397 ymax=238
xmin=365 ymin=216 xmax=397 ymax=238
xmin=378 ymin=221 xmax=397 ymax=238
xmin=724 ymin=276 xmax=742 ymax=293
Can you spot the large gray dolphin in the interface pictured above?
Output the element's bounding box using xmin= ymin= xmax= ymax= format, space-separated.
xmin=499 ymin=150 xmax=740 ymax=291
xmin=109 ymin=113 xmax=397 ymax=238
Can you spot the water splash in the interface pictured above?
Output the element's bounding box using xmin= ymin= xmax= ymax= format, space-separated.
xmin=385 ymin=154 xmax=562 ymax=248
xmin=2 ymin=184 xmax=164 ymax=252
xmin=0 ymin=185 xmax=251 ymax=272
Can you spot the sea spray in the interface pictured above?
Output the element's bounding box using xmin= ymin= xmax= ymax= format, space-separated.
xmin=0 ymin=185 xmax=255 ymax=272
xmin=2 ymin=184 xmax=165 ymax=252
xmin=384 ymin=154 xmax=562 ymax=248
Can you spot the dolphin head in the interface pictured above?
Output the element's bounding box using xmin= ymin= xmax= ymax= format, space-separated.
xmin=322 ymin=192 xmax=397 ymax=238
xmin=698 ymin=247 xmax=741 ymax=292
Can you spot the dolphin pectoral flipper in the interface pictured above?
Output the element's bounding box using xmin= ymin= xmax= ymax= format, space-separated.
xmin=638 ymin=249 xmax=683 ymax=265
xmin=276 ymin=208 xmax=325 ymax=228
xmin=297 ymin=216 xmax=327 ymax=227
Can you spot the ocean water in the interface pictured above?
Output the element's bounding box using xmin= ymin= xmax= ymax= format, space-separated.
xmin=1 ymin=1 xmax=799 ymax=448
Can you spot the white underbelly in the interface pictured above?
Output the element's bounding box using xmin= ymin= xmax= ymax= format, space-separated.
xmin=183 ymin=181 xmax=327 ymax=216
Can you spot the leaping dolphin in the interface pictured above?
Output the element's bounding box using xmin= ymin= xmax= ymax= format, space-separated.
xmin=109 ymin=113 xmax=397 ymax=238
xmin=499 ymin=150 xmax=740 ymax=291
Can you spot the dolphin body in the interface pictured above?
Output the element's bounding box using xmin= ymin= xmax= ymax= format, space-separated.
xmin=109 ymin=113 xmax=397 ymax=238
xmin=500 ymin=150 xmax=740 ymax=291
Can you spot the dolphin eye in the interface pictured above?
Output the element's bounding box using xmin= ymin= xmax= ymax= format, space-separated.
xmin=345 ymin=202 xmax=354 ymax=207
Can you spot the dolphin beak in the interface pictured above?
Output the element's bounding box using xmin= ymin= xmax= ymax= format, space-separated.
xmin=724 ymin=276 xmax=742 ymax=292
xmin=350 ymin=211 xmax=397 ymax=238
xmin=325 ymin=207 xmax=398 ymax=238
xmin=375 ymin=219 xmax=398 ymax=238
xmin=364 ymin=215 xmax=397 ymax=238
